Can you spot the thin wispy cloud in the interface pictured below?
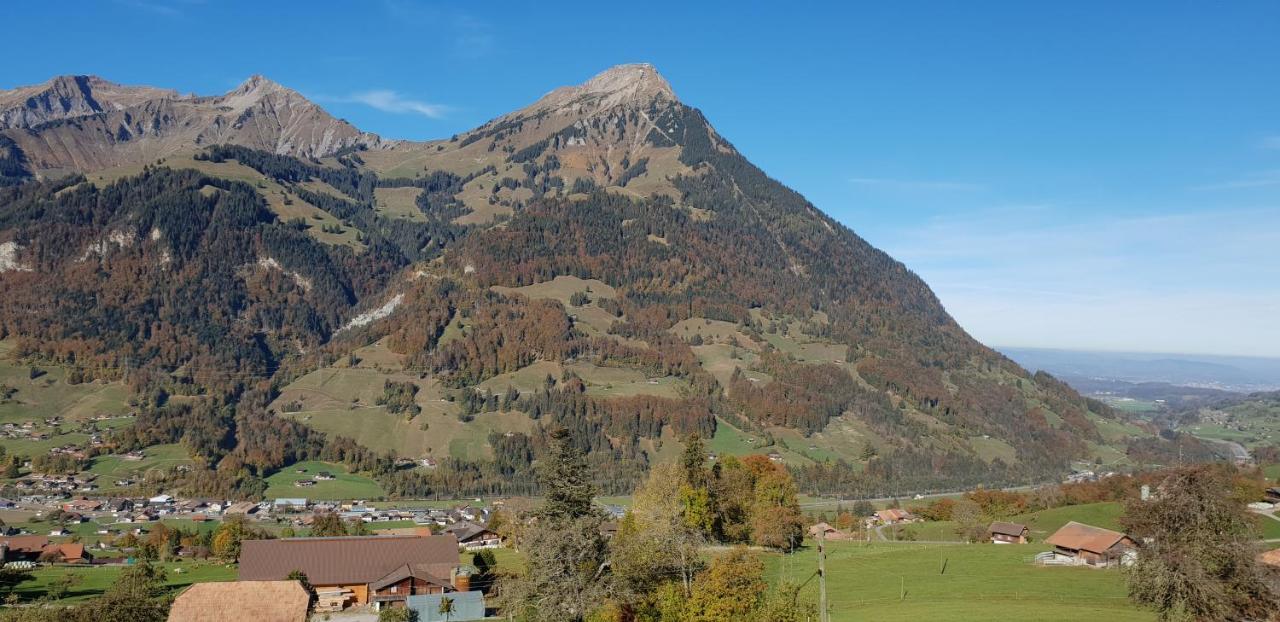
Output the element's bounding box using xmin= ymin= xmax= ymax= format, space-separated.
xmin=849 ymin=177 xmax=984 ymax=192
xmin=1262 ymin=135 xmax=1280 ymax=150
xmin=322 ymin=90 xmax=450 ymax=119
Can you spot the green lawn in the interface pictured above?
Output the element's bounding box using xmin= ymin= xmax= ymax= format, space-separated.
xmin=263 ymin=460 xmax=385 ymax=500
xmin=768 ymin=541 xmax=1153 ymax=621
xmin=14 ymin=560 xmax=237 ymax=604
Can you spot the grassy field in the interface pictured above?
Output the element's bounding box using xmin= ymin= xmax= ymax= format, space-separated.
xmin=0 ymin=349 xmax=131 ymax=425
xmin=1099 ymin=397 xmax=1160 ymax=413
xmin=373 ymin=186 xmax=428 ymax=222
xmin=768 ymin=540 xmax=1152 ymax=621
xmin=14 ymin=560 xmax=237 ymax=604
xmin=263 ymin=460 xmax=385 ymax=500
xmin=87 ymin=443 xmax=195 ymax=483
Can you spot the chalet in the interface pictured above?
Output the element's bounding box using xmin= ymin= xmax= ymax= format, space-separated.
xmin=237 ymin=535 xmax=467 ymax=611
xmin=875 ymin=508 xmax=916 ymax=525
xmin=167 ymin=580 xmax=310 ymax=622
xmin=148 ymin=494 xmax=173 ymax=505
xmin=0 ymin=535 xmax=50 ymax=562
xmin=39 ymin=542 xmax=93 ymax=564
xmin=808 ymin=522 xmax=847 ymax=540
xmin=988 ymin=521 xmax=1029 ymax=544
xmin=1044 ymin=521 xmax=1136 ymax=567
xmin=444 ymin=522 xmax=502 ymax=550
xmin=108 ymin=498 xmax=134 ymax=513
xmin=314 ymin=471 xmax=336 ymax=481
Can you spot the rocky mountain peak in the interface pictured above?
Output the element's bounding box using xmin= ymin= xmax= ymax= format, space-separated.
xmin=526 ymin=63 xmax=676 ymax=115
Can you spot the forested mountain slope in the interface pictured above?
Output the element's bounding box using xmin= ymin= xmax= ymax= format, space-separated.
xmin=0 ymin=65 xmax=1160 ymax=499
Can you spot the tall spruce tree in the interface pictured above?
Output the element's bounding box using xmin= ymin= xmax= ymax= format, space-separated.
xmin=505 ymin=428 xmax=609 ymax=622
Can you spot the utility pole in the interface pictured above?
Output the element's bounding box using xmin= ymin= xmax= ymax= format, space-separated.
xmin=818 ymin=528 xmax=828 ymax=622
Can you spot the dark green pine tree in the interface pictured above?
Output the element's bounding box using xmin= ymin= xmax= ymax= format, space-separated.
xmin=508 ymin=428 xmax=609 ymax=622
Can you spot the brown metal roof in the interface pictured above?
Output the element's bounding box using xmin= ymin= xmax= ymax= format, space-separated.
xmin=167 ymin=581 xmax=309 ymax=622
xmin=1045 ymin=521 xmax=1130 ymax=554
xmin=0 ymin=535 xmax=49 ymax=553
xmin=368 ymin=563 xmax=455 ymax=591
xmin=238 ymin=535 xmax=459 ymax=586
xmin=988 ymin=521 xmax=1028 ymax=537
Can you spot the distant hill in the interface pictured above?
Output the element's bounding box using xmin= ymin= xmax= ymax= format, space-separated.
xmin=1002 ymin=347 xmax=1280 ymax=393
xmin=0 ymin=65 xmax=1168 ymax=499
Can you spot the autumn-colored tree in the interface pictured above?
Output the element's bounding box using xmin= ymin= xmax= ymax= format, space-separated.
xmin=1122 ymin=465 xmax=1276 ymax=621
xmin=612 ymin=463 xmax=706 ymax=608
xmin=749 ymin=468 xmax=804 ymax=550
xmin=683 ymin=548 xmax=767 ymax=622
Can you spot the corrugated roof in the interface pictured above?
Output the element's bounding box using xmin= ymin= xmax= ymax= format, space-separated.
xmin=167 ymin=581 xmax=309 ymax=622
xmin=988 ymin=521 xmax=1027 ymax=537
xmin=1045 ymin=521 xmax=1130 ymax=554
xmin=238 ymin=535 xmax=459 ymax=585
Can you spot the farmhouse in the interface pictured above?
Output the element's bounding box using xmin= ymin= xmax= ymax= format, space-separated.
xmin=238 ymin=535 xmax=467 ymax=610
xmin=40 ymin=542 xmax=93 ymax=564
xmin=443 ymin=521 xmax=502 ymax=550
xmin=988 ymin=521 xmax=1029 ymax=544
xmin=0 ymin=535 xmax=50 ymax=562
xmin=1044 ymin=521 xmax=1136 ymax=567
xmin=167 ymin=580 xmax=310 ymax=622
xmin=875 ymin=508 xmax=916 ymax=525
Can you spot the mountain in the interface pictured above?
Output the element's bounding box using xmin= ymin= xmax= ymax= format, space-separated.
xmin=0 ymin=74 xmax=384 ymax=179
xmin=0 ymin=65 xmax=1161 ymax=499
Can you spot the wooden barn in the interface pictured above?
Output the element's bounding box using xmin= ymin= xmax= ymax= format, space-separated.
xmin=988 ymin=521 xmax=1029 ymax=544
xmin=1044 ymin=521 xmax=1136 ymax=567
xmin=238 ymin=534 xmax=463 ymax=610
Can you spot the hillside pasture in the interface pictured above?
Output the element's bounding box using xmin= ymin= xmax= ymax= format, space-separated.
xmin=263 ymin=460 xmax=385 ymax=500
xmin=768 ymin=541 xmax=1152 ymax=621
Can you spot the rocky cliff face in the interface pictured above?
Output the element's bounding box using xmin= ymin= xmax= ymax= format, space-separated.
xmin=0 ymin=75 xmax=386 ymax=177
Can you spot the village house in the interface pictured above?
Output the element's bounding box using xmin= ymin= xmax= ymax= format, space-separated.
xmin=1043 ymin=521 xmax=1136 ymax=567
xmin=0 ymin=535 xmax=50 ymax=562
xmin=808 ymin=522 xmax=851 ymax=541
xmin=237 ymin=534 xmax=471 ymax=611
xmin=39 ymin=542 xmax=92 ymax=564
xmin=875 ymin=508 xmax=917 ymax=525
xmin=988 ymin=521 xmax=1030 ymax=544
xmin=167 ymin=580 xmax=311 ymax=622
xmin=443 ymin=521 xmax=502 ymax=550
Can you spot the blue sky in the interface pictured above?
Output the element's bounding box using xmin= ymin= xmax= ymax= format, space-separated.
xmin=6 ymin=1 xmax=1279 ymax=357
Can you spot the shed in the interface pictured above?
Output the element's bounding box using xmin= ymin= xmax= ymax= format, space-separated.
xmin=407 ymin=590 xmax=487 ymax=621
xmin=988 ymin=521 xmax=1029 ymax=544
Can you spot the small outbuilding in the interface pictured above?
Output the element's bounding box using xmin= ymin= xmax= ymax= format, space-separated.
xmin=988 ymin=521 xmax=1029 ymax=544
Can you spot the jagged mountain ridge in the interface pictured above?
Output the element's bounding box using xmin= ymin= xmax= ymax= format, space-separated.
xmin=0 ymin=64 xmax=1155 ymax=496
xmin=0 ymin=74 xmax=386 ymax=177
